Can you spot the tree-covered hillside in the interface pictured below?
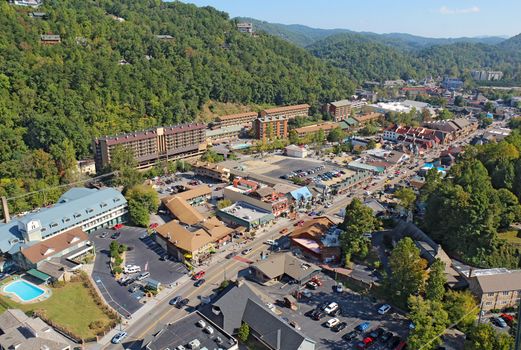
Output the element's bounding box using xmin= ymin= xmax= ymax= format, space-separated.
xmin=309 ymin=33 xmax=521 ymax=83
xmin=0 ymin=0 xmax=355 ymax=212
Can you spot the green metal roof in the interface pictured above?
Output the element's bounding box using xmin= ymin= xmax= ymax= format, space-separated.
xmin=27 ymin=269 xmax=51 ymax=281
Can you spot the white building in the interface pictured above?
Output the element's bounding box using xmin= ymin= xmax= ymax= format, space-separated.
xmin=285 ymin=144 xmax=308 ymax=158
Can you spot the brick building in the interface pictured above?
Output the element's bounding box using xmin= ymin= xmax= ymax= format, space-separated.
xmin=93 ymin=123 xmax=206 ymax=171
xmin=324 ymin=100 xmax=365 ymax=122
xmin=216 ymin=112 xmax=258 ymax=128
xmin=254 ymin=116 xmax=288 ymax=140
xmin=293 ymin=122 xmax=338 ymax=138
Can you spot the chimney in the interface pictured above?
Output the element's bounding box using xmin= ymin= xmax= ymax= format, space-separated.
xmin=1 ymin=196 xmax=10 ymax=223
xmin=468 ymin=267 xmax=474 ymax=278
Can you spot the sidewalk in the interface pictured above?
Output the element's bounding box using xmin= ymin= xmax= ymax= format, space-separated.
xmin=94 ymin=273 xmax=191 ymax=347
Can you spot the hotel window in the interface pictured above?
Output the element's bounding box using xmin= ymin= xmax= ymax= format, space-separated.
xmin=502 ymin=291 xmax=510 ymax=296
xmin=86 ymin=208 xmax=94 ymax=214
xmin=63 ymin=217 xmax=70 ymax=223
xmin=100 ymin=202 xmax=108 ymax=208
xmin=485 ymin=302 xmax=492 ymax=306
xmin=73 ymin=213 xmax=82 ymax=218
xmin=113 ymin=198 xmax=121 ymax=203
xmin=50 ymin=222 xmax=58 ymax=228
xmin=488 ymin=293 xmax=495 ymax=297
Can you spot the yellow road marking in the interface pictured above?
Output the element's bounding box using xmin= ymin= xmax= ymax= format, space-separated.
xmin=135 ymin=242 xmax=266 ymax=339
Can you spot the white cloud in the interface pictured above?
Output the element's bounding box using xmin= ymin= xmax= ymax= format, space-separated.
xmin=438 ymin=5 xmax=480 ymax=15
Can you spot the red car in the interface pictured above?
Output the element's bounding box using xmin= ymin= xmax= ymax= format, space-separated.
xmin=356 ymin=337 xmax=373 ymax=350
xmin=394 ymin=341 xmax=407 ymax=350
xmin=113 ymin=223 xmax=124 ymax=230
xmin=294 ymin=220 xmax=305 ymax=227
xmin=149 ymin=223 xmax=159 ymax=229
xmin=192 ymin=271 xmax=206 ymax=280
xmin=501 ymin=313 xmax=515 ymax=326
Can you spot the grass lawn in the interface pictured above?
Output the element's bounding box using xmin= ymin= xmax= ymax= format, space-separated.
xmin=499 ymin=230 xmax=521 ymax=245
xmin=0 ymin=280 xmax=113 ymax=339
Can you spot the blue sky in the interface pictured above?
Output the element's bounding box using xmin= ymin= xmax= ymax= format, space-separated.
xmin=180 ymin=0 xmax=520 ymax=38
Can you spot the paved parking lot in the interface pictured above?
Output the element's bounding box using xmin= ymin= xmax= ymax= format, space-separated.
xmin=256 ymin=274 xmax=409 ymax=350
xmin=90 ymin=226 xmax=187 ymax=317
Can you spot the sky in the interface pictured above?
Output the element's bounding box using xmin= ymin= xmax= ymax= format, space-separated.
xmin=180 ymin=0 xmax=520 ymax=38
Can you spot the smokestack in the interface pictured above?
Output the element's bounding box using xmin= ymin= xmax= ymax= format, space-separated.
xmin=1 ymin=197 xmax=10 ymax=224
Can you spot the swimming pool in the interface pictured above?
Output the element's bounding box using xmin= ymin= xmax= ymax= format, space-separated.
xmin=3 ymin=280 xmax=45 ymax=302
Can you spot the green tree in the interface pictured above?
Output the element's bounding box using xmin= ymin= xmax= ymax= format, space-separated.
xmin=339 ymin=198 xmax=380 ymax=263
xmin=289 ymin=129 xmax=299 ymax=145
xmin=407 ymin=296 xmax=449 ymax=350
xmin=437 ymin=109 xmax=453 ymax=120
xmin=464 ymin=323 xmax=513 ymax=350
xmin=50 ymin=139 xmax=79 ymax=184
xmin=201 ymin=149 xmax=225 ymax=163
xmin=327 ymin=127 xmax=345 ymax=143
xmin=394 ymin=187 xmax=417 ymax=210
xmin=110 ymin=146 xmax=142 ymax=190
xmin=386 ymin=237 xmax=428 ymax=308
xmin=125 ymin=185 xmax=160 ymax=227
xmin=237 ymin=322 xmax=250 ymax=342
xmin=425 ymin=259 xmax=446 ymax=301
xmin=454 ymin=95 xmax=464 ymax=107
xmin=217 ymin=199 xmax=232 ymax=209
xmin=314 ymin=129 xmax=326 ymax=145
xmin=444 ymin=290 xmax=478 ymax=332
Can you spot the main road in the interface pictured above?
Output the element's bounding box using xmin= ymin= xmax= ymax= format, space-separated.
xmin=104 ymin=125 xmax=485 ymax=349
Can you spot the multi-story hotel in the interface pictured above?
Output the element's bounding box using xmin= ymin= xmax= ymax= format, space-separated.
xmin=216 ymin=112 xmax=258 ymax=128
xmin=293 ymin=122 xmax=338 ymax=138
xmin=254 ymin=116 xmax=288 ymax=140
xmin=93 ymin=123 xmax=207 ymax=171
xmin=260 ymin=104 xmax=310 ymax=120
xmin=324 ymin=100 xmax=365 ymax=122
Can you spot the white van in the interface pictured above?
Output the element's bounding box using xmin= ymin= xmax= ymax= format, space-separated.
xmin=326 ymin=318 xmax=340 ymax=328
xmin=124 ymin=265 xmax=141 ymax=274
xmin=265 ymin=239 xmax=278 ymax=246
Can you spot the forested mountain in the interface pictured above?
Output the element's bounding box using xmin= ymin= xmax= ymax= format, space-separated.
xmin=0 ymin=0 xmax=355 ymax=212
xmin=309 ymin=33 xmax=521 ymax=83
xmin=237 ymin=17 xmax=506 ymax=49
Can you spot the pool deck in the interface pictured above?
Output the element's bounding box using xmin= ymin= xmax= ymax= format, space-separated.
xmin=0 ymin=276 xmax=52 ymax=304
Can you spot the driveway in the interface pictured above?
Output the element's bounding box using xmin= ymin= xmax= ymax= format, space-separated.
xmin=90 ymin=226 xmax=187 ymax=317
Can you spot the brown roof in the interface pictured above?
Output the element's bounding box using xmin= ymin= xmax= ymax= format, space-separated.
xmin=353 ymin=112 xmax=383 ymax=123
xmin=96 ymin=123 xmax=206 ymax=146
xmin=255 ymin=187 xmax=276 ymax=198
xmin=164 ymin=197 xmax=204 ymax=225
xmin=155 ymin=217 xmax=232 ymax=253
xmin=175 ymin=185 xmax=212 ymax=201
xmin=21 ymin=228 xmax=88 ymax=264
xmin=475 ymin=271 xmax=521 ymax=293
xmin=217 ymin=112 xmax=258 ymax=122
xmin=293 ymin=122 xmax=338 ymax=135
xmin=155 ymin=221 xmax=212 ymax=253
xmin=262 ymin=104 xmax=310 ymax=115
xmin=290 ymin=216 xmax=335 ymax=241
xmin=252 ymin=253 xmax=321 ymax=281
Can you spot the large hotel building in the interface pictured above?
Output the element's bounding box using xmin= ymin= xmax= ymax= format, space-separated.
xmin=93 ymin=123 xmax=207 ymax=171
xmin=260 ymin=104 xmax=310 ymax=119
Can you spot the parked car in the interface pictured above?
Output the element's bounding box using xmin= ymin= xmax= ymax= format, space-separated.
xmin=128 ymin=284 xmax=140 ymax=293
xmin=334 ymin=284 xmax=343 ymax=293
xmin=136 ymin=271 xmax=149 ymax=281
xmin=241 ymin=248 xmax=252 ymax=255
xmin=111 ymin=332 xmax=127 ymax=344
xmin=99 ymin=232 xmax=108 ymax=239
xmin=169 ymin=296 xmax=182 ymax=306
xmin=194 ymin=278 xmax=206 ymax=287
xmin=380 ymin=331 xmax=393 ymax=343
xmin=111 ymin=231 xmax=121 ymax=239
xmin=325 ymin=318 xmax=340 ymax=328
xmin=388 ymin=336 xmax=402 ymax=349
xmin=192 ymin=271 xmax=206 ymax=280
xmin=124 ymin=265 xmax=141 ymax=274
xmin=113 ymin=223 xmax=124 ymax=230
xmin=149 ymin=223 xmax=159 ymax=229
xmin=369 ymin=328 xmax=385 ymax=340
xmin=356 ymin=337 xmax=373 ymax=350
xmin=306 ymin=281 xmax=318 ymax=290
xmin=394 ymin=341 xmax=407 ymax=350
xmin=493 ymin=316 xmax=508 ymax=328
xmin=355 ymin=322 xmax=371 ymax=332
xmin=330 ymin=307 xmax=341 ymax=316
xmin=312 ymin=311 xmax=326 ymax=321
xmin=332 ymin=321 xmax=347 ymax=333
xmin=139 ymin=233 xmax=149 ymax=240
xmin=343 ymin=330 xmax=358 ymax=341
xmin=324 ymin=302 xmax=339 ymax=314
xmin=501 ymin=313 xmax=515 ymax=326
xmin=378 ymin=304 xmax=392 ymax=315
xmin=289 ymin=321 xmax=301 ymax=330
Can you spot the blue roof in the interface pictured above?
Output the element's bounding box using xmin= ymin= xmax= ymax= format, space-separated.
xmin=290 ymin=187 xmax=312 ymax=201
xmin=0 ymin=187 xmax=126 ymax=253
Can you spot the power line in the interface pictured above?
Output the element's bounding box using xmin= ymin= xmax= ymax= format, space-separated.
xmin=4 ymin=171 xmax=117 ymax=202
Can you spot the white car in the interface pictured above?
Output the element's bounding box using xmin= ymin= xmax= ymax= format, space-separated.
xmin=124 ymin=265 xmax=141 ymax=274
xmin=324 ymin=302 xmax=339 ymax=314
xmin=334 ymin=284 xmax=343 ymax=293
xmin=111 ymin=331 xmax=127 ymax=344
xmin=378 ymin=304 xmax=391 ymax=315
xmin=326 ymin=318 xmax=340 ymax=328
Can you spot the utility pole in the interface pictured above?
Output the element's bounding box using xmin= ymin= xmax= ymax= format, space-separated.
xmin=515 ymin=301 xmax=521 ymax=350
